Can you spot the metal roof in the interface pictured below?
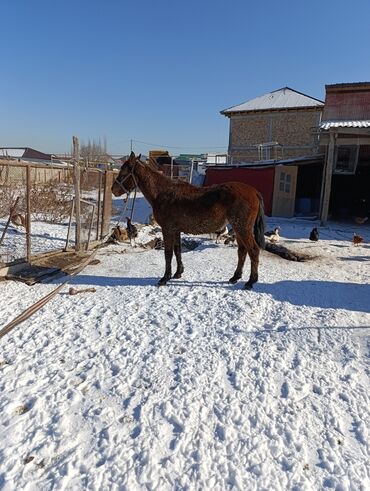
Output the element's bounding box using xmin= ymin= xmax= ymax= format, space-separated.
xmin=221 ymin=87 xmax=324 ymax=114
xmin=206 ymin=154 xmax=324 ymax=169
xmin=320 ymin=120 xmax=370 ymax=130
xmin=0 ymin=148 xmax=25 ymax=158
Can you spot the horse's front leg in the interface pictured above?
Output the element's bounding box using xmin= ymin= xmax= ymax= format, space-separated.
xmin=173 ymin=232 xmax=184 ymax=279
xmin=158 ymin=232 xmax=175 ymax=286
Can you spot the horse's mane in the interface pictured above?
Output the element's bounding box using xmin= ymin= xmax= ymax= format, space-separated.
xmin=141 ymin=158 xmax=197 ymax=194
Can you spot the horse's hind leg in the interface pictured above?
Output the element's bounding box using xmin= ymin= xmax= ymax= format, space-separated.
xmin=229 ymin=238 xmax=247 ymax=284
xmin=244 ymin=239 xmax=260 ymax=290
xmin=173 ymin=232 xmax=184 ymax=279
xmin=230 ymin=224 xmax=260 ymax=289
xmin=158 ymin=231 xmax=175 ymax=286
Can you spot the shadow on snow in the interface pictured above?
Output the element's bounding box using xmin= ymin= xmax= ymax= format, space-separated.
xmin=66 ymin=275 xmax=370 ymax=313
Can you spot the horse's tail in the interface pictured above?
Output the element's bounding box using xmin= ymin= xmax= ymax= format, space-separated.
xmin=254 ymin=192 xmax=266 ymax=249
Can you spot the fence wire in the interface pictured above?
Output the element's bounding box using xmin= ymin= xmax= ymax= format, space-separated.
xmin=0 ymin=161 xmax=110 ymax=266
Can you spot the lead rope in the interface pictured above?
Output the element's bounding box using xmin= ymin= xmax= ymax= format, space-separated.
xmin=106 ymin=166 xmax=139 ymax=243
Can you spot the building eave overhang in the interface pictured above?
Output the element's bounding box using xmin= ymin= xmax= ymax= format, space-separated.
xmin=220 ymin=106 xmax=323 ymax=117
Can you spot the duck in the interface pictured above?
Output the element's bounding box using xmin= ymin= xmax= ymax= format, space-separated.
xmin=269 ymin=228 xmax=280 ymax=244
xmin=265 ymin=226 xmax=280 ymax=237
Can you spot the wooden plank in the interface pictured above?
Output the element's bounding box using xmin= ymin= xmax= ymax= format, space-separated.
xmin=320 ymin=135 xmax=370 ymax=145
xmin=6 ymin=266 xmax=61 ymax=285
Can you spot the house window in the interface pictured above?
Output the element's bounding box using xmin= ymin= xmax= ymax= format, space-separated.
xmin=279 ymin=171 xmax=291 ymax=193
xmin=334 ymin=146 xmax=359 ymax=174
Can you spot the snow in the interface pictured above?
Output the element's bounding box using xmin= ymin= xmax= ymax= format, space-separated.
xmin=0 ymin=199 xmax=369 ymax=490
xmin=0 ymin=220 xmax=69 ymax=263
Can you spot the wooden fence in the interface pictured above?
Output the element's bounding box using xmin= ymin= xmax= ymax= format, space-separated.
xmin=0 ymin=161 xmax=115 ymax=266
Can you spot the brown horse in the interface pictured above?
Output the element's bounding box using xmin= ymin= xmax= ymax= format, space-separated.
xmin=112 ymin=152 xmax=265 ymax=289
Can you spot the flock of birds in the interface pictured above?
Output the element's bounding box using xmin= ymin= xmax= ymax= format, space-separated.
xmin=263 ymin=226 xmax=365 ymax=246
xmin=9 ymin=209 xmax=368 ymax=249
xmin=216 ymin=224 xmax=365 ymax=247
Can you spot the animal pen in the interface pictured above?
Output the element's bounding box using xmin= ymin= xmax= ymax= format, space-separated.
xmin=0 ymin=160 xmax=115 ymax=275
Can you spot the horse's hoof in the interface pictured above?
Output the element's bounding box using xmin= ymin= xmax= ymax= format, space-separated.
xmin=157 ymin=278 xmax=169 ymax=286
xmin=229 ymin=276 xmax=240 ymax=284
xmin=243 ymin=282 xmax=253 ymax=290
xmin=173 ymin=273 xmax=182 ymax=279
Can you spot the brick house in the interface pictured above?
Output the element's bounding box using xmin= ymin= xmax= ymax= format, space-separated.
xmin=206 ymin=87 xmax=325 ymax=217
xmin=220 ymin=87 xmax=324 ymax=163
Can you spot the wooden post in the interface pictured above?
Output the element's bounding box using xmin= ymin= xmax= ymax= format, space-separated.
xmin=101 ymin=171 xmax=114 ymax=238
xmin=320 ymin=130 xmax=336 ymax=225
xmin=73 ymin=136 xmax=81 ymax=252
xmin=96 ymin=172 xmax=102 ymax=240
xmin=26 ymin=166 xmax=32 ymax=262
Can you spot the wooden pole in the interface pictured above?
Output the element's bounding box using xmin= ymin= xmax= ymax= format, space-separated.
xmin=320 ymin=130 xmax=336 ymax=225
xmin=96 ymin=172 xmax=102 ymax=240
xmin=26 ymin=166 xmax=32 ymax=262
xmin=101 ymin=171 xmax=113 ymax=239
xmin=73 ymin=136 xmax=81 ymax=252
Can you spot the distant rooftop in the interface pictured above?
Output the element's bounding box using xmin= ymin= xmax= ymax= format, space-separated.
xmin=0 ymin=147 xmax=55 ymax=162
xmin=221 ymin=87 xmax=324 ymax=115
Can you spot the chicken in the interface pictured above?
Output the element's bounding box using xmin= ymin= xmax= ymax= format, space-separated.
xmin=224 ymin=228 xmax=236 ymax=246
xmin=309 ymin=227 xmax=319 ymax=241
xmin=147 ymin=213 xmax=158 ymax=226
xmin=353 ymin=233 xmax=364 ymax=246
xmin=214 ymin=225 xmax=227 ymax=243
xmin=10 ymin=213 xmax=26 ymax=228
xmin=126 ymin=217 xmax=138 ymax=246
xmin=108 ymin=225 xmax=128 ymax=244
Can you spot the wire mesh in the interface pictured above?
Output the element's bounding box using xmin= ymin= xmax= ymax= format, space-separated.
xmin=0 ymin=162 xmax=108 ymax=266
xmin=0 ymin=163 xmax=27 ymax=263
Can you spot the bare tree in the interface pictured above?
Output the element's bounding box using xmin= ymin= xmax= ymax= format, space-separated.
xmin=80 ymin=137 xmax=109 ymax=167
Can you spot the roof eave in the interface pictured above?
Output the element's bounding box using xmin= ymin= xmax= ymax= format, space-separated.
xmin=220 ymin=106 xmax=323 ymax=117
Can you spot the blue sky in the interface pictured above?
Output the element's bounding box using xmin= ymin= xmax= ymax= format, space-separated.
xmin=1 ymin=0 xmax=370 ymax=156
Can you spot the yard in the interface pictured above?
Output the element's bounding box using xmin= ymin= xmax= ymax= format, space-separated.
xmin=0 ymin=209 xmax=369 ymax=490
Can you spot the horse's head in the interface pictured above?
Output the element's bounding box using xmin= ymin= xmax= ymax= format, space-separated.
xmin=112 ymin=151 xmax=142 ymax=197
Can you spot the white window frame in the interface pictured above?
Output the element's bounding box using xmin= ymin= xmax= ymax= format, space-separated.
xmin=333 ymin=145 xmax=359 ymax=175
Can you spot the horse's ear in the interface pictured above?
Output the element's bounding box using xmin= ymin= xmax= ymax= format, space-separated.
xmin=129 ymin=151 xmax=135 ymax=161
xmin=137 ymin=153 xmax=141 ymax=160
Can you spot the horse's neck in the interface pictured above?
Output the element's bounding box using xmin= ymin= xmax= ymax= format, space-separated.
xmin=135 ymin=164 xmax=170 ymax=204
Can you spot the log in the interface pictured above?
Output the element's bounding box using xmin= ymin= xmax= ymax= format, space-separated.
xmin=264 ymin=242 xmax=312 ymax=262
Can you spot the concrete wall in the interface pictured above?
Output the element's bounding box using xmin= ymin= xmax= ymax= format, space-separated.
xmin=227 ymin=109 xmax=322 ymax=162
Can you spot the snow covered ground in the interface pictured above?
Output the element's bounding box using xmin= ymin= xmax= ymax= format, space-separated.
xmin=0 ymin=219 xmax=69 ymax=263
xmin=0 ymin=201 xmax=369 ymax=490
